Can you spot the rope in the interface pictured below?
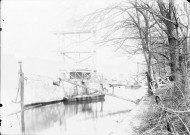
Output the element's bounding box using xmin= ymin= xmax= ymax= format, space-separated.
xmin=60 ymin=78 xmax=137 ymax=104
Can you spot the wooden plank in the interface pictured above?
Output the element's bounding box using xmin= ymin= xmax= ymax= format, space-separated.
xmin=24 ymin=99 xmax=63 ymax=108
xmin=5 ymin=99 xmax=64 ymax=117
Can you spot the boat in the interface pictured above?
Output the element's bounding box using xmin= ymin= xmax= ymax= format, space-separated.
xmin=63 ymin=93 xmax=105 ymax=102
xmin=53 ymin=30 xmax=105 ymax=103
xmin=53 ymin=69 xmax=105 ymax=102
xmin=16 ymin=30 xmax=105 ymax=107
xmin=130 ymin=82 xmax=142 ymax=89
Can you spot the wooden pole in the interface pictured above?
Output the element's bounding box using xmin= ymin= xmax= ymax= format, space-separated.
xmin=92 ymin=30 xmax=97 ymax=71
xmin=100 ymin=101 xmax=103 ymax=112
xmin=112 ymin=86 xmax=114 ymax=94
xmin=74 ymin=81 xmax=78 ymax=95
xmin=18 ymin=61 xmax=24 ymax=109
xmin=21 ymin=110 xmax=25 ymax=134
xmin=100 ymin=83 xmax=104 ymax=91
xmin=18 ymin=61 xmax=25 ymax=134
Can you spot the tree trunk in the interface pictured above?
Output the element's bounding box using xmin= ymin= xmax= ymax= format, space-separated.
xmin=186 ymin=2 xmax=190 ymax=94
xmin=146 ymin=71 xmax=153 ymax=95
xmin=158 ymin=0 xmax=180 ymax=84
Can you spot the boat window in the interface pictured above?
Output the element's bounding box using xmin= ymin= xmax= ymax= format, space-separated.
xmin=83 ymin=73 xmax=91 ymax=80
xmin=70 ymin=72 xmax=91 ymax=80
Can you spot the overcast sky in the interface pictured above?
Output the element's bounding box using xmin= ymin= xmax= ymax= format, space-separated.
xmin=2 ymin=0 xmax=117 ymax=57
xmin=2 ymin=0 xmax=145 ymax=77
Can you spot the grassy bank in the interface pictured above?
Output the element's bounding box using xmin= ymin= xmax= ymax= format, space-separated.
xmin=133 ymin=87 xmax=190 ymax=135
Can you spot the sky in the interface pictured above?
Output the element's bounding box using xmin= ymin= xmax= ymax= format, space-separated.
xmin=2 ymin=0 xmax=117 ymax=58
xmin=1 ymin=0 xmax=145 ymax=79
xmin=1 ymin=0 xmax=145 ymax=118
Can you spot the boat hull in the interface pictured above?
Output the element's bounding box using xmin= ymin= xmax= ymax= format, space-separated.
xmin=63 ymin=94 xmax=105 ymax=102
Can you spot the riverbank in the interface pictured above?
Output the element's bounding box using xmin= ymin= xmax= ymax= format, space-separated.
xmin=108 ymin=93 xmax=156 ymax=135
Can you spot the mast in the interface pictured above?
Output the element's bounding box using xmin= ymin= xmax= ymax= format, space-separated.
xmin=54 ymin=30 xmax=96 ymax=73
xmin=92 ymin=30 xmax=97 ymax=72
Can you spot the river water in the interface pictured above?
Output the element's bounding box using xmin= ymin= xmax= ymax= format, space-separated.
xmin=2 ymin=85 xmax=147 ymax=135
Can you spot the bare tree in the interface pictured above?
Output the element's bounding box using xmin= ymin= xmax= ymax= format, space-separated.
xmin=145 ymin=0 xmax=190 ymax=93
xmin=83 ymin=1 xmax=161 ymax=94
xmin=83 ymin=0 xmax=190 ymax=134
xmin=83 ymin=0 xmax=190 ymax=95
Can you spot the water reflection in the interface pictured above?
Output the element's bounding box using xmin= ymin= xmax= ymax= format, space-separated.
xmin=22 ymin=99 xmax=105 ymax=134
xmin=21 ymin=111 xmax=25 ymax=135
xmin=3 ymin=86 xmax=145 ymax=134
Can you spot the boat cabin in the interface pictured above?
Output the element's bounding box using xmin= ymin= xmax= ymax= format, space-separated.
xmin=63 ymin=69 xmax=93 ymax=80
xmin=69 ymin=71 xmax=91 ymax=80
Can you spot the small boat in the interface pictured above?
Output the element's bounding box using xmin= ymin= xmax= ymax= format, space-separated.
xmin=130 ymin=83 xmax=142 ymax=89
xmin=57 ymin=69 xmax=105 ymax=103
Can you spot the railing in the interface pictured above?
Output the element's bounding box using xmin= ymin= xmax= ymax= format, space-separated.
xmin=150 ymin=75 xmax=173 ymax=93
